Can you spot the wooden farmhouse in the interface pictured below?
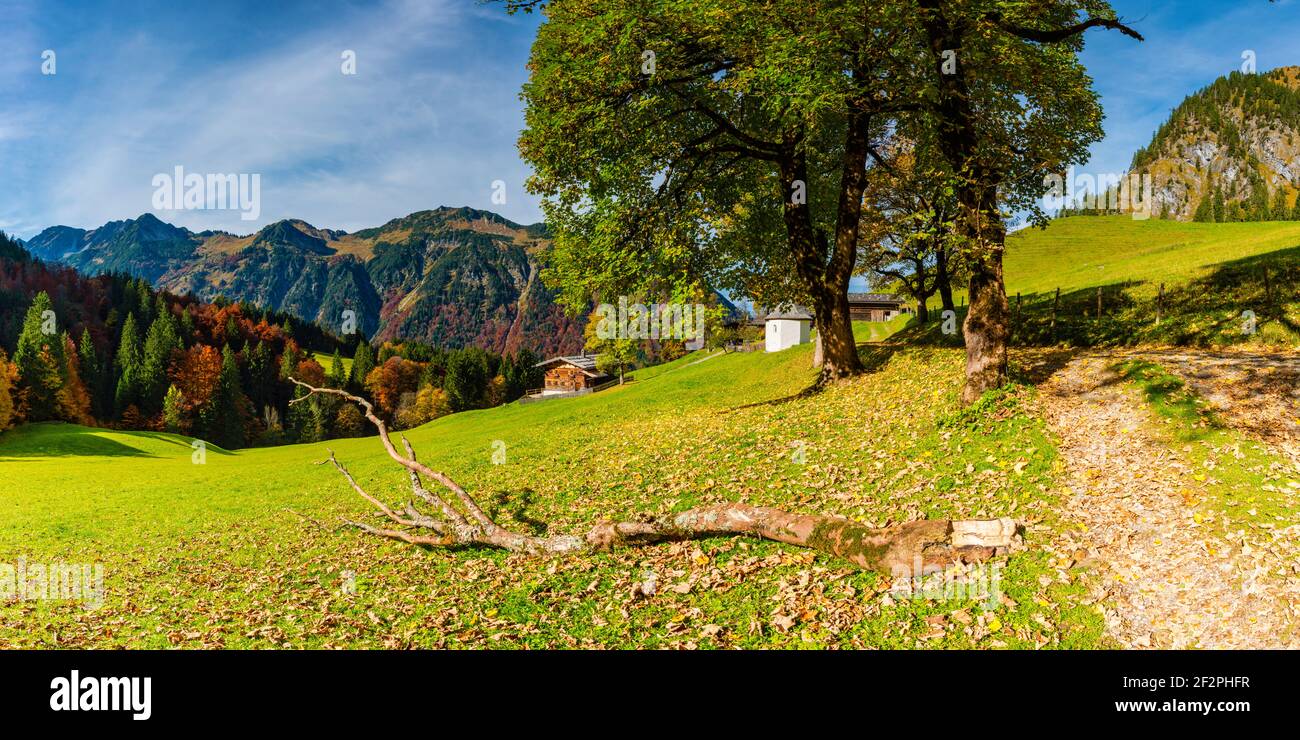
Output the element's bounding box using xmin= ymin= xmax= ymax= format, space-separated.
xmin=532 ymin=354 xmax=613 ymax=396
xmin=847 ymin=293 xmax=909 ymax=322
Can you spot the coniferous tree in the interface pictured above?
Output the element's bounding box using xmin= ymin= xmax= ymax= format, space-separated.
xmin=114 ymin=313 xmax=144 ymax=416
xmin=499 ymin=354 xmax=522 ymax=401
xmin=179 ymin=308 xmax=196 ymax=344
xmin=1272 ymin=187 xmax=1288 ymax=222
xmin=244 ymin=341 xmax=274 ymax=413
xmin=444 ymin=349 xmax=489 ymax=412
xmin=136 ymin=279 xmax=155 ymax=325
xmin=349 ymin=342 xmax=375 ymax=393
xmin=328 ymin=350 xmax=348 ymax=389
xmin=77 ymin=328 xmax=107 ymax=419
xmin=1193 ymin=194 xmax=1214 ymax=222
xmin=13 ymin=292 xmax=66 ymax=421
xmin=140 ymin=302 xmax=181 ymax=415
xmin=205 ymin=345 xmax=247 ymax=449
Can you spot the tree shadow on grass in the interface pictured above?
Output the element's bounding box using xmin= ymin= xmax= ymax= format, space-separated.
xmin=721 ymin=336 xmax=911 ymax=412
xmin=487 ymin=488 xmax=549 ymax=535
xmin=0 ymin=423 xmax=234 ymax=459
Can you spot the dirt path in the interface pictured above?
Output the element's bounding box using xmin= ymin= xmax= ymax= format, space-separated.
xmin=1035 ymin=350 xmax=1300 ymax=649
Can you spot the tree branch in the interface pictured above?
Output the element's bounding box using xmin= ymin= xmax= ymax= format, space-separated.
xmin=985 ymin=12 xmax=1144 ymax=43
xmin=290 ymin=379 xmax=1019 ymax=574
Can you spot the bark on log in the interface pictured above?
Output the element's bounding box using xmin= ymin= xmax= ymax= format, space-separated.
xmin=290 ymin=379 xmax=1016 ymax=575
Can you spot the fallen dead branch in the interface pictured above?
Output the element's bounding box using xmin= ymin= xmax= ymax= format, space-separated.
xmin=289 ymin=378 xmax=1016 ymax=574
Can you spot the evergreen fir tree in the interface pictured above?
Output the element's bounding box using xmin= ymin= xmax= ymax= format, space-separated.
xmin=286 ymin=386 xmax=313 ymax=443
xmin=114 ymin=313 xmax=144 ymax=416
xmin=206 ymin=345 xmax=246 ymax=449
xmin=179 ymin=308 xmax=196 ymax=345
xmin=77 ymin=328 xmax=105 ymax=419
xmin=349 ymin=342 xmax=375 ymax=391
xmin=140 ymin=305 xmax=181 ymax=415
xmin=13 ymin=292 xmax=67 ymax=421
xmin=328 ymin=350 xmax=348 ymax=389
xmin=245 ymin=341 xmax=274 ymax=412
xmin=1193 ymin=195 xmax=1213 ymax=222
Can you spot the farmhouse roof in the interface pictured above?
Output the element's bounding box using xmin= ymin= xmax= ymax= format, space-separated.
xmin=765 ymin=306 xmax=813 ymax=321
xmin=534 ymin=354 xmax=608 ymax=377
xmin=847 ymin=292 xmax=905 ymax=305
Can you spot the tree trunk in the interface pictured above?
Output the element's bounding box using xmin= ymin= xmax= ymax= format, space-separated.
xmin=916 ymin=297 xmax=929 ymax=324
xmin=936 ymin=247 xmax=956 ymax=312
xmin=811 ymin=289 xmax=859 ymax=380
xmin=812 ymin=332 xmax=824 ymax=368
xmin=961 ymin=248 xmax=1009 ymax=403
xmin=779 ymin=142 xmax=863 ymax=383
xmin=918 ymin=2 xmax=1009 ymax=404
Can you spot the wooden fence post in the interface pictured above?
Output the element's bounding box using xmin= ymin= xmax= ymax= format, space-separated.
xmin=1156 ymin=283 xmax=1164 ymax=326
xmin=1096 ymin=286 xmax=1102 ymax=319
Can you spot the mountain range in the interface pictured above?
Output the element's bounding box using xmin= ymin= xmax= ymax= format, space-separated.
xmin=23 ymin=206 xmax=584 ymax=357
xmin=1130 ymin=66 xmax=1300 ymax=221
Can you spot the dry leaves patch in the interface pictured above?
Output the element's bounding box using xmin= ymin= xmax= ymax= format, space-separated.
xmin=1039 ymin=352 xmax=1300 ymax=648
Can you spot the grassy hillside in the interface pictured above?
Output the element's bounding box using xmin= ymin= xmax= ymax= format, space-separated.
xmin=1002 ymin=216 xmax=1300 ymax=347
xmin=0 ymin=329 xmax=1102 ymax=649
xmin=311 ymin=351 xmax=352 ymax=376
xmin=1006 ymin=216 xmax=1300 ymax=298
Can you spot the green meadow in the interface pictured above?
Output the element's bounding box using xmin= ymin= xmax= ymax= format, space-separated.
xmin=0 ymin=317 xmax=1103 ymax=649
xmin=8 ymin=215 xmax=1300 ymax=648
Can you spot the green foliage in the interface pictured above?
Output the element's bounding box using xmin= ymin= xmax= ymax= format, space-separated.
xmin=141 ymin=302 xmax=182 ymax=415
xmin=162 ymin=384 xmax=186 ymax=433
xmin=444 ymin=348 xmax=491 ymax=411
xmin=519 ymin=0 xmax=913 ymax=314
xmin=114 ymin=313 xmax=144 ymax=416
xmin=202 ymin=345 xmax=247 ymax=449
xmin=349 ymin=342 xmax=375 ymax=391
xmin=327 ymin=350 xmax=348 ymax=389
xmin=0 ymin=231 xmax=28 ymax=263
xmin=244 ymin=341 xmax=275 ymax=412
xmin=76 ymin=328 xmax=105 ymax=419
xmin=13 ymin=292 xmax=66 ymax=421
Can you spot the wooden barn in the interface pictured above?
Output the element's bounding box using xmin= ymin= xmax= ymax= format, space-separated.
xmin=532 ymin=354 xmax=613 ymax=396
xmin=847 ymin=293 xmax=908 ymax=322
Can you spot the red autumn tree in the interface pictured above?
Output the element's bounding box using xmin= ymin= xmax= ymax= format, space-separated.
xmin=172 ymin=344 xmax=224 ymax=419
xmin=56 ymin=334 xmax=94 ymax=425
xmin=364 ymin=356 xmax=422 ymax=420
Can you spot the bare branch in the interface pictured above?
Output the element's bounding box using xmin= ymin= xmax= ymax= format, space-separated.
xmin=294 ymin=378 xmax=1019 ymax=574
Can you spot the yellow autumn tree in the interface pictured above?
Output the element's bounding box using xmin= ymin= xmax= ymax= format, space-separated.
xmin=0 ymin=350 xmax=17 ymax=431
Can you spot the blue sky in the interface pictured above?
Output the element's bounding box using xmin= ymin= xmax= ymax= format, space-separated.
xmin=2 ymin=0 xmax=1299 ymax=239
